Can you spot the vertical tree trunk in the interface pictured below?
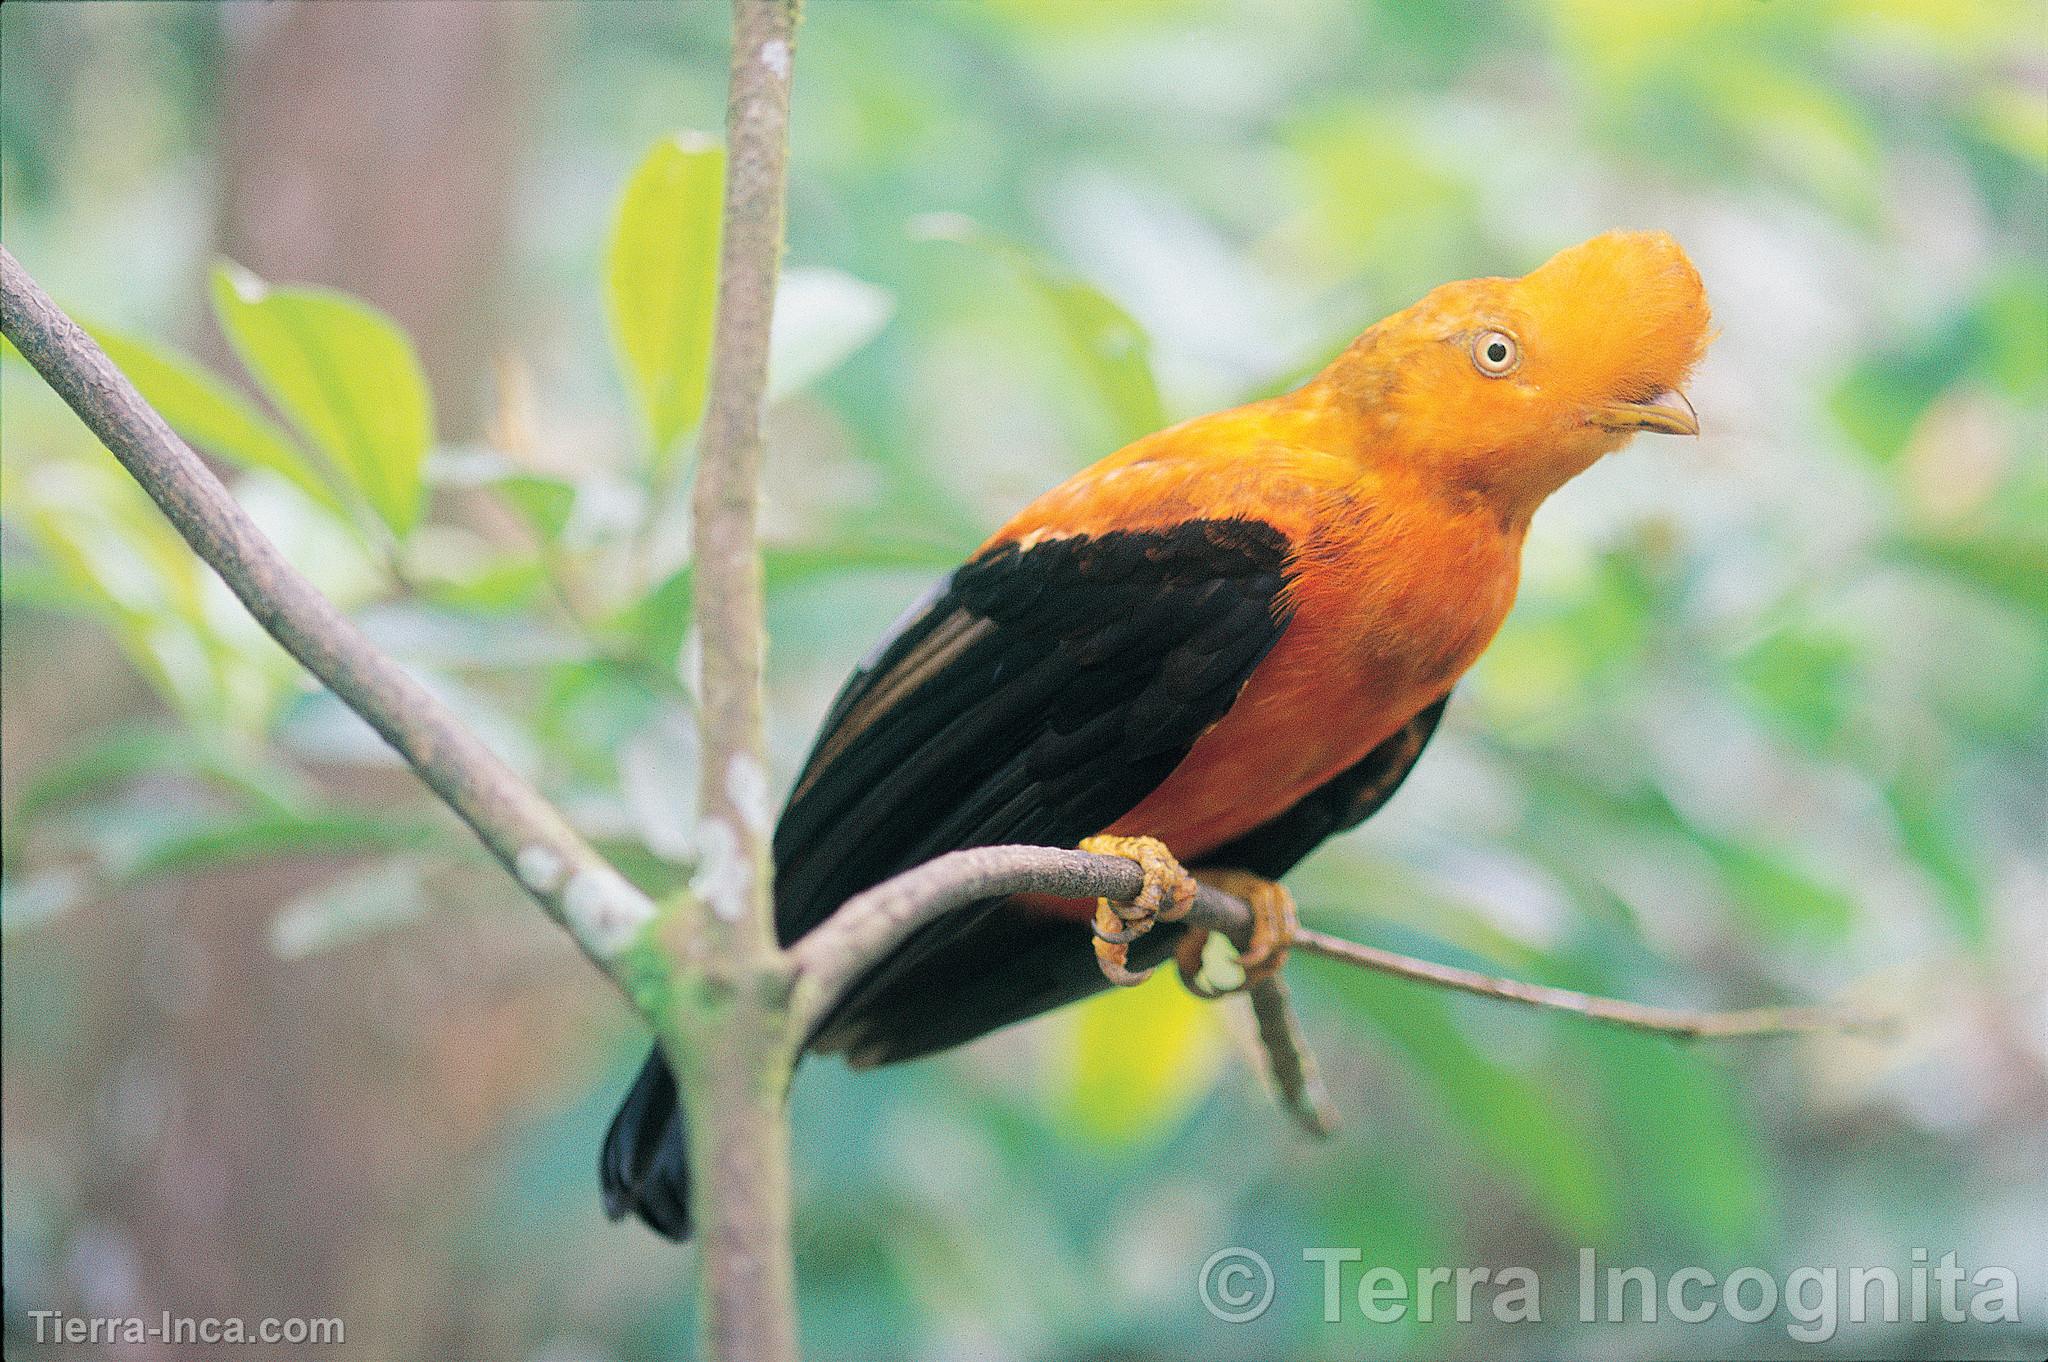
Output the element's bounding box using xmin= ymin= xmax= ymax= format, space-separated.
xmin=677 ymin=1 xmax=806 ymax=1357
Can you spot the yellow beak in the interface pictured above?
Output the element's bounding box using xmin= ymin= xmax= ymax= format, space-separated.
xmin=1592 ymin=389 xmax=1698 ymax=436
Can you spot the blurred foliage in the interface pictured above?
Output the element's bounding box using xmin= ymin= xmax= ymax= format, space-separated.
xmin=2 ymin=1 xmax=2043 ymax=1360
xmin=607 ymin=133 xmax=725 ymax=465
xmin=209 ymin=265 xmax=435 ymax=539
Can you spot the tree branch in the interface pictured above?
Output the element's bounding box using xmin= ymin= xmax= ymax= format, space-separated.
xmin=0 ymin=246 xmax=656 ymax=977
xmin=685 ymin=0 xmax=796 ymax=963
xmin=786 ymin=844 xmax=1882 ymax=1045
xmin=667 ymin=4 xmax=803 ymax=1360
xmin=786 ymin=846 xmax=1168 ymax=1037
xmin=5 ymin=4 xmax=809 ymax=1356
xmin=1289 ymin=926 xmax=1874 ymax=1038
xmin=1243 ymin=974 xmax=1341 ymax=1137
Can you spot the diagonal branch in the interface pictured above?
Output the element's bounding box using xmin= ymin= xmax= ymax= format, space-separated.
xmin=0 ymin=246 xmax=656 ymax=976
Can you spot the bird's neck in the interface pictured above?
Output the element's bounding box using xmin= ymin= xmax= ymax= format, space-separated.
xmin=1287 ymin=378 xmax=1604 ymax=533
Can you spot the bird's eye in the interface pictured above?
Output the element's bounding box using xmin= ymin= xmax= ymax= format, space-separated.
xmin=1471 ymin=330 xmax=1520 ymax=377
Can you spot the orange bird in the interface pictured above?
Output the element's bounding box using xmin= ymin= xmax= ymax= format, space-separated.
xmin=604 ymin=229 xmax=1713 ymax=1239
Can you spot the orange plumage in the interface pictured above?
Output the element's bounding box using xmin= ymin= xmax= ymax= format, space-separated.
xmin=999 ymin=229 xmax=1711 ymax=867
xmin=603 ymin=229 xmax=1713 ymax=1240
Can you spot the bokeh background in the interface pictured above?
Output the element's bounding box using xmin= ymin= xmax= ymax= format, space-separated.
xmin=3 ymin=2 xmax=2044 ymax=1358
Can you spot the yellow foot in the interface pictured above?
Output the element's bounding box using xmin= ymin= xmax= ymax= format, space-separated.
xmin=1080 ymin=834 xmax=1196 ymax=987
xmin=1173 ymin=869 xmax=1299 ymax=999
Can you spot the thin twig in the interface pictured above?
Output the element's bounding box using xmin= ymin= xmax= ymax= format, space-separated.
xmin=785 ymin=844 xmax=1881 ymax=1045
xmin=0 ymin=246 xmax=655 ymax=973
xmin=1291 ymin=927 xmax=1879 ymax=1039
xmin=1244 ymin=975 xmax=1340 ymax=1137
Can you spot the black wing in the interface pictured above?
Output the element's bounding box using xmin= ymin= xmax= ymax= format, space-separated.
xmin=769 ymin=519 xmax=1295 ymax=1050
xmin=1194 ymin=693 xmax=1450 ymax=879
xmin=810 ymin=693 xmax=1449 ymax=1069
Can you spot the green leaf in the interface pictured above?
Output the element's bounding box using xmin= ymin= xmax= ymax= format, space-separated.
xmin=497 ymin=474 xmax=578 ymax=543
xmin=1697 ymin=836 xmax=1859 ymax=941
xmin=1888 ymin=528 xmax=2048 ymax=617
xmin=760 ymin=535 xmax=966 ymax=589
xmin=412 ymin=554 xmax=549 ymax=613
xmin=606 ymin=133 xmax=726 ymax=463
xmin=1732 ymin=624 xmax=1862 ymax=749
xmin=0 ymin=553 xmax=91 ymax=614
xmin=10 ymin=725 xmax=307 ymax=837
xmin=916 ymin=214 xmax=1166 ymax=445
xmin=614 ymin=564 xmax=698 ymax=679
xmin=1573 ymin=1021 xmax=1769 ymax=1254
xmin=1974 ymin=266 xmax=2048 ymax=402
xmin=1502 ymin=750 xmax=1863 ymax=943
xmin=1830 ymin=269 xmax=2048 ymax=465
xmin=1315 ymin=956 xmax=1618 ymax=1240
xmin=427 ymin=449 xmax=579 ymax=543
xmin=10 ymin=455 xmax=284 ymax=729
xmin=1045 ymin=970 xmax=1226 ymax=1146
xmin=210 ymin=263 xmax=434 ymax=537
xmin=84 ymin=320 xmax=340 ymax=512
xmin=1885 ymin=768 xmax=1990 ymax=947
xmin=1034 ymin=277 xmax=1166 ymax=443
xmin=110 ymin=806 xmax=438 ymax=882
xmin=613 ymin=537 xmax=964 ymax=680
xmin=1531 ymin=903 xmax=1772 ymax=1254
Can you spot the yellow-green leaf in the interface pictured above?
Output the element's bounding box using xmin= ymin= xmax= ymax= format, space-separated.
xmin=11 ymin=455 xmax=276 ymax=729
xmin=210 ymin=264 xmax=433 ymax=537
xmin=1045 ymin=969 xmax=1225 ymax=1146
xmin=605 ymin=133 xmax=726 ymax=464
xmin=85 ymin=320 xmax=340 ymax=513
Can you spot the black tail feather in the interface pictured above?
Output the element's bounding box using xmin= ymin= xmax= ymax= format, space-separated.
xmin=600 ymin=1047 xmax=693 ymax=1240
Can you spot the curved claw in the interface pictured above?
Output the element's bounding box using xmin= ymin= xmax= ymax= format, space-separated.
xmin=1082 ymin=834 xmax=1196 ymax=987
xmin=1091 ymin=916 xmax=1147 ymax=946
xmin=1092 ymin=939 xmax=1159 ymax=987
xmin=1092 ymin=898 xmax=1160 ymax=983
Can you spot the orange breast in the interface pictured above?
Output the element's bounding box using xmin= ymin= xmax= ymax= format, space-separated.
xmin=1106 ymin=487 xmax=1522 ymax=860
xmin=987 ymin=397 xmax=1527 ymax=875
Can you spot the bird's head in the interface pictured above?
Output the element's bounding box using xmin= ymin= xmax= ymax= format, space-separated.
xmin=1315 ymin=230 xmax=1712 ymax=519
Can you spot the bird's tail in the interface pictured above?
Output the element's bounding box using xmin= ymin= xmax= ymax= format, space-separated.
xmin=600 ymin=1047 xmax=693 ymax=1240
